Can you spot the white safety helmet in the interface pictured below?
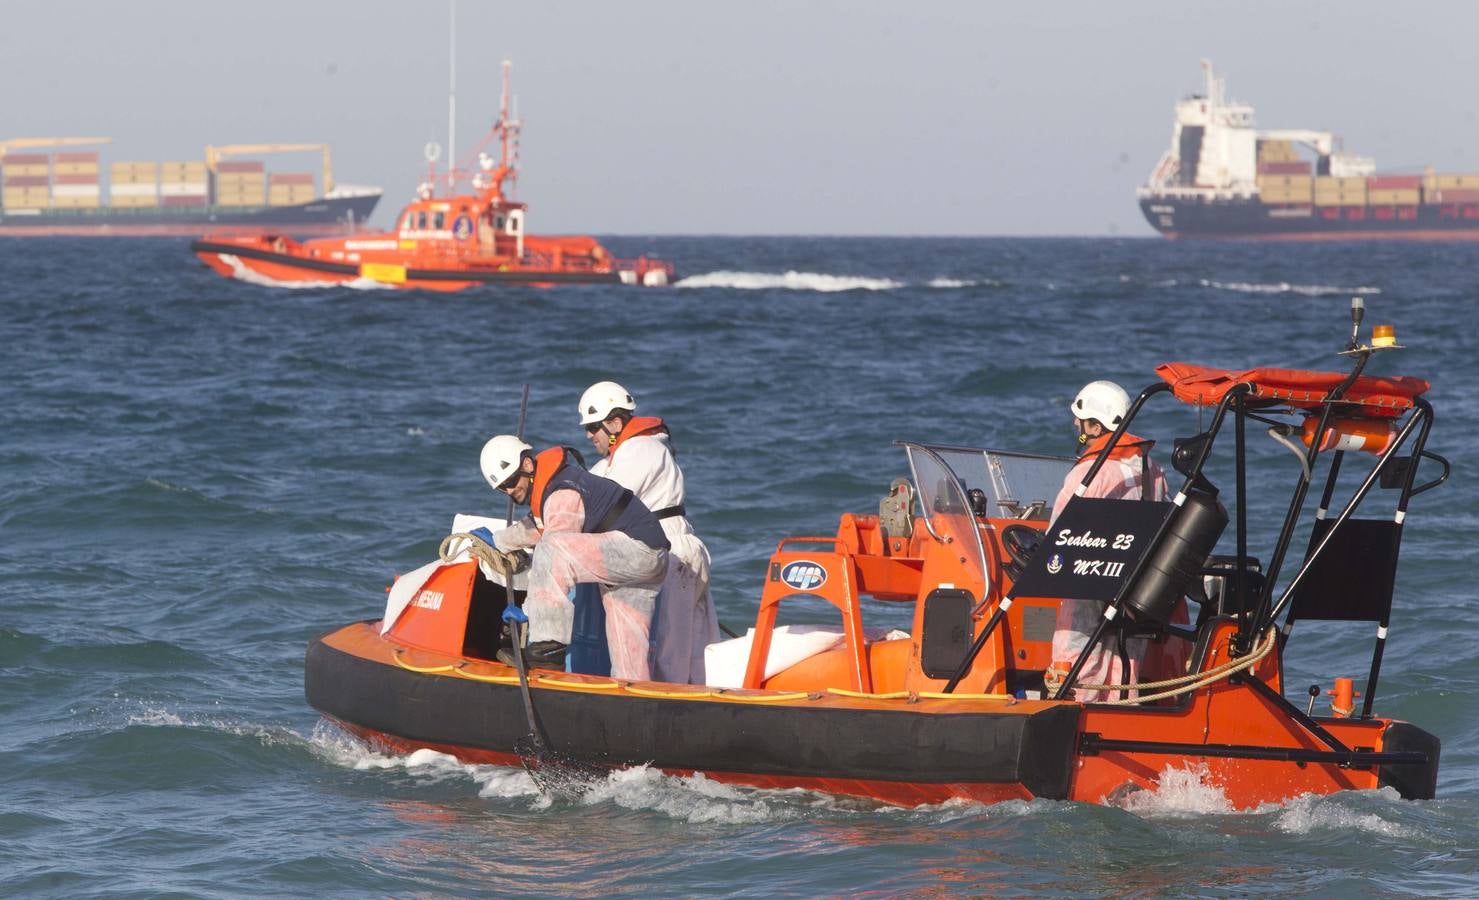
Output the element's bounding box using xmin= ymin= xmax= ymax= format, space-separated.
xmin=1070 ymin=380 xmax=1131 ymax=430
xmin=479 ymin=434 xmax=532 ymax=490
xmin=577 ymin=381 xmax=636 ymax=426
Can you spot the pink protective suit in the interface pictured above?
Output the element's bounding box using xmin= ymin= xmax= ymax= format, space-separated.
xmin=496 ymin=488 xmax=668 ymax=681
xmin=1045 ymin=433 xmax=1181 ymax=702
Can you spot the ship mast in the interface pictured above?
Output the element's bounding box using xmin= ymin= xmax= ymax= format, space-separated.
xmin=448 ymin=0 xmax=457 ymax=189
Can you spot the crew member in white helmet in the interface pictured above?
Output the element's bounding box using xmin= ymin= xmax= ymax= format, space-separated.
xmin=1045 ymin=380 xmax=1183 ymax=702
xmin=473 ymin=435 xmax=669 ymax=681
xmin=578 ymin=380 xmax=719 ymax=684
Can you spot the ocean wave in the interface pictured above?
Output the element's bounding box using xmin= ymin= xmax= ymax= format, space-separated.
xmin=1199 ymin=279 xmax=1383 ymax=297
xmin=674 ymin=270 xmax=903 ymax=291
xmin=1270 ymin=788 xmax=1417 ymax=838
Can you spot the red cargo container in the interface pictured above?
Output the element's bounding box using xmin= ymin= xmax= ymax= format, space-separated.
xmin=3 ymin=175 xmax=49 ymax=187
xmin=2 ymin=153 xmax=49 ymax=166
xmin=1430 ymin=188 xmax=1479 ymax=204
xmin=162 ymin=195 xmax=208 ymax=207
xmin=1368 ymin=176 xmax=1421 ymax=189
xmin=55 ymin=152 xmax=99 ymax=163
xmin=54 ymin=173 xmax=99 ymax=185
xmin=217 ymin=161 xmax=265 ymax=173
xmin=268 ymin=173 xmax=314 ymax=185
xmin=1257 ymin=161 xmax=1312 ymax=175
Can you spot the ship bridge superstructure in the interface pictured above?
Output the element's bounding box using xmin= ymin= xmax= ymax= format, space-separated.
xmin=1140 ymin=60 xmax=1368 ymax=201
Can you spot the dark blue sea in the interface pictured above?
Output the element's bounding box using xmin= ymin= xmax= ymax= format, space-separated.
xmin=4 ymin=236 xmax=1478 ymax=896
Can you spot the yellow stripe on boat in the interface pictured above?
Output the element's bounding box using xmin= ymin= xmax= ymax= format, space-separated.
xmin=360 ymin=262 xmax=407 ymax=283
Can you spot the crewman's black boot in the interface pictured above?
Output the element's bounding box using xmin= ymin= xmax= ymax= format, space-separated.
xmin=497 ymin=640 xmax=567 ymax=671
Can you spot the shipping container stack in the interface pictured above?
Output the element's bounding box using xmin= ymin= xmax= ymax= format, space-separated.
xmin=161 ymin=161 xmax=209 ymax=208
xmin=215 ymin=161 xmax=267 ymax=207
xmin=52 ymin=152 xmax=101 ymax=209
xmin=1367 ymin=176 xmax=1421 ymax=207
xmin=2 ymin=153 xmax=52 ymax=210
xmin=268 ymin=172 xmax=315 ymax=207
xmin=1314 ymin=176 xmax=1369 ymax=207
xmin=1422 ymin=173 xmax=1479 ymax=206
xmin=108 ymin=161 xmax=160 ymax=208
xmin=1255 ymin=140 xmax=1313 ymax=204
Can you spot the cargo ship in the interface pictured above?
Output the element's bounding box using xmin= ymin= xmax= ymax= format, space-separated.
xmin=1138 ymin=62 xmax=1479 ymax=240
xmin=0 ymin=138 xmax=380 ymax=237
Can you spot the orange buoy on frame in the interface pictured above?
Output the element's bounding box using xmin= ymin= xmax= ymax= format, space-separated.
xmin=1301 ymin=416 xmax=1398 ymax=455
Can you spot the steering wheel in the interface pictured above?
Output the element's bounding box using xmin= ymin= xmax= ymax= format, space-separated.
xmin=1000 ymin=523 xmax=1044 ymax=583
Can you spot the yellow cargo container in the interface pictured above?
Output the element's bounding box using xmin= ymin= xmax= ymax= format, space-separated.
xmin=1368 ymin=189 xmax=1420 ymax=205
xmin=2 ymin=163 xmax=49 ymax=177
xmin=1257 ymin=175 xmax=1313 ymax=189
xmin=1434 ymin=174 xmax=1479 ymax=190
xmin=268 ymin=192 xmax=316 ymax=206
xmin=52 ymin=195 xmax=101 ymax=208
xmin=1258 ymin=140 xmax=1298 ymax=162
xmin=3 ymin=189 xmax=50 ymax=207
xmin=108 ymin=195 xmax=159 ymax=208
xmin=53 ymin=162 xmax=99 ymax=176
xmin=1261 ymin=192 xmax=1313 ymax=205
xmin=1315 ymin=194 xmax=1368 ymax=207
xmin=215 ymin=195 xmax=267 ymax=207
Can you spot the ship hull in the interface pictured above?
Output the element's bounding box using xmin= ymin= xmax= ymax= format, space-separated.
xmin=0 ymin=193 xmax=380 ymax=237
xmin=1140 ymin=195 xmax=1479 ymax=240
xmin=191 ymin=238 xmax=629 ymax=291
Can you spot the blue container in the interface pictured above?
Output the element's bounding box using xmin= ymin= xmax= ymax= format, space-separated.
xmin=567 ymin=583 xmax=611 ymax=675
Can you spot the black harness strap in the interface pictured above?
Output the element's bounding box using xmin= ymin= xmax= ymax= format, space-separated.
xmin=593 ymin=489 xmax=635 ymax=534
xmin=653 ymin=504 xmax=685 ymax=520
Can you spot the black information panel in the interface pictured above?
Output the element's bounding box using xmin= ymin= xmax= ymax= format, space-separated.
xmin=1009 ymin=497 xmax=1172 ymax=602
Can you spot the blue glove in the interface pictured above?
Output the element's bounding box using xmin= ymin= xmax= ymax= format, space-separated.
xmin=502 ymin=604 xmax=529 ymax=625
xmin=469 ymin=526 xmax=497 ymax=547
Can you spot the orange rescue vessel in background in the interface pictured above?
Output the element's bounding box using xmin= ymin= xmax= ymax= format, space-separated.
xmin=191 ymin=62 xmax=673 ymax=292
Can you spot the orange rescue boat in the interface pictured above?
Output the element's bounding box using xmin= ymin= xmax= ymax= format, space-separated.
xmin=306 ymin=301 xmax=1444 ymax=808
xmin=192 ymin=63 xmax=672 ymax=292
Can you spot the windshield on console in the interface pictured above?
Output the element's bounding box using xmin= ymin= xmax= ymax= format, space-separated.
xmin=920 ymin=444 xmax=1074 ymax=521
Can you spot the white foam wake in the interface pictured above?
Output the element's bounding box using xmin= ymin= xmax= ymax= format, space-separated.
xmin=927 ymin=277 xmax=982 ymax=288
xmin=675 ymin=270 xmax=902 ymax=291
xmin=1199 ymin=278 xmax=1382 ymax=297
xmin=218 ymin=253 xmax=395 ymax=290
xmin=1111 ymin=763 xmax=1236 ymax=816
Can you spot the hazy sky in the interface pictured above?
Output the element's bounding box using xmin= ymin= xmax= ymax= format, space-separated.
xmin=5 ymin=1 xmax=1476 ymax=235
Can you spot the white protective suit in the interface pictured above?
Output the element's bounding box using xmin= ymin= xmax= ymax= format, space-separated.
xmin=495 ymin=488 xmax=668 ymax=681
xmin=1046 ymin=433 xmax=1176 ymax=702
xmin=593 ymin=429 xmax=719 ymax=684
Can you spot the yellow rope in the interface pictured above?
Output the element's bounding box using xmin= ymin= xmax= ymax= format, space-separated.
xmin=439 ymin=530 xmax=521 ymax=576
xmin=1078 ymin=626 xmax=1279 ymax=706
xmin=450 ymin=664 xmax=522 ymax=684
xmin=391 ymin=649 xmax=457 ymax=674
xmin=624 ymin=684 xmax=714 ymax=699
xmin=535 ymin=674 xmax=623 ymax=691
xmin=827 ymin=688 xmax=912 ymax=700
xmin=711 ymin=690 xmax=812 ymax=703
xmin=914 ymin=691 xmax=1014 ymax=701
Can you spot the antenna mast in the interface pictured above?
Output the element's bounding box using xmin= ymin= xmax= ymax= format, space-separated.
xmin=448 ymin=0 xmax=457 ymax=189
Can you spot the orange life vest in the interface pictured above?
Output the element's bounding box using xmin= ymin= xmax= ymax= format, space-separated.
xmin=529 ymin=446 xmax=574 ymax=525
xmin=1080 ymin=431 xmax=1155 ymax=462
xmin=609 ymin=415 xmax=668 ymax=458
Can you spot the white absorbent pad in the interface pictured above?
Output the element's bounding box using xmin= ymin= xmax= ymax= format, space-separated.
xmin=703 ymin=624 xmax=910 ymax=689
xmin=380 ymin=514 xmax=527 ymax=634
